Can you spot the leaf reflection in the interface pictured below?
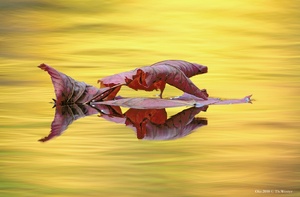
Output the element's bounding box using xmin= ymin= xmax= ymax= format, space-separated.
xmin=40 ymin=104 xmax=207 ymax=142
xmin=39 ymin=104 xmax=99 ymax=142
xmin=124 ymin=107 xmax=208 ymax=140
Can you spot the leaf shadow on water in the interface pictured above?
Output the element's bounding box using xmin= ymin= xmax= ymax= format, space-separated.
xmin=39 ymin=104 xmax=208 ymax=142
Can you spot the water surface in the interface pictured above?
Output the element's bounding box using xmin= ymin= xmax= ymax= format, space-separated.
xmin=0 ymin=1 xmax=299 ymax=196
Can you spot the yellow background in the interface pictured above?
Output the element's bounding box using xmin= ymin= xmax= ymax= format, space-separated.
xmin=0 ymin=0 xmax=299 ymax=196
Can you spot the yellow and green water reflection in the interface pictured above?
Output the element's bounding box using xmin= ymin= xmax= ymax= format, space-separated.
xmin=0 ymin=0 xmax=299 ymax=196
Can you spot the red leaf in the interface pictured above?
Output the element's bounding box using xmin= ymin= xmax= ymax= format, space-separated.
xmin=99 ymin=60 xmax=208 ymax=99
xmin=39 ymin=64 xmax=120 ymax=105
xmin=39 ymin=61 xmax=252 ymax=142
xmin=151 ymin=60 xmax=208 ymax=77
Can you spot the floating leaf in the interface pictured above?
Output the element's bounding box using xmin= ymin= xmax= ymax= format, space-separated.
xmin=92 ymin=97 xmax=217 ymax=109
xmin=151 ymin=60 xmax=207 ymax=77
xmin=39 ymin=64 xmax=120 ymax=105
xmin=39 ymin=61 xmax=252 ymax=142
xmin=99 ymin=60 xmax=208 ymax=99
xmin=91 ymin=93 xmax=252 ymax=109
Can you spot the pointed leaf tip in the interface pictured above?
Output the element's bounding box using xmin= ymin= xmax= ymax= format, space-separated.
xmin=38 ymin=63 xmax=118 ymax=105
xmin=244 ymin=95 xmax=253 ymax=103
xmin=38 ymin=63 xmax=48 ymax=70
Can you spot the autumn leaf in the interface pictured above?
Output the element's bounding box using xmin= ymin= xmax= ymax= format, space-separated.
xmin=90 ymin=93 xmax=252 ymax=109
xmin=39 ymin=64 xmax=120 ymax=105
xmin=39 ymin=62 xmax=252 ymax=108
xmin=39 ymin=61 xmax=252 ymax=142
xmin=151 ymin=60 xmax=208 ymax=77
xmin=98 ymin=60 xmax=208 ymax=99
xmin=92 ymin=97 xmax=217 ymax=109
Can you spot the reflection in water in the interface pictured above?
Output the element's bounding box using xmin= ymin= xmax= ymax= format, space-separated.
xmin=1 ymin=1 xmax=299 ymax=196
xmin=40 ymin=104 xmax=208 ymax=142
xmin=39 ymin=104 xmax=99 ymax=142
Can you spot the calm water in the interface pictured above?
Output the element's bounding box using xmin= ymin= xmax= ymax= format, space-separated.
xmin=1 ymin=1 xmax=299 ymax=196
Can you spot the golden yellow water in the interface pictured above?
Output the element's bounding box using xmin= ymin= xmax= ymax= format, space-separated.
xmin=0 ymin=0 xmax=299 ymax=196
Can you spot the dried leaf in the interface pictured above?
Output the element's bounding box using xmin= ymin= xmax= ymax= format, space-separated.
xmin=93 ymin=97 xmax=195 ymax=109
xmin=91 ymin=92 xmax=252 ymax=109
xmin=99 ymin=60 xmax=208 ymax=99
xmin=39 ymin=63 xmax=120 ymax=105
xmin=39 ymin=61 xmax=252 ymax=142
xmin=151 ymin=60 xmax=207 ymax=77
xmin=91 ymin=97 xmax=218 ymax=109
